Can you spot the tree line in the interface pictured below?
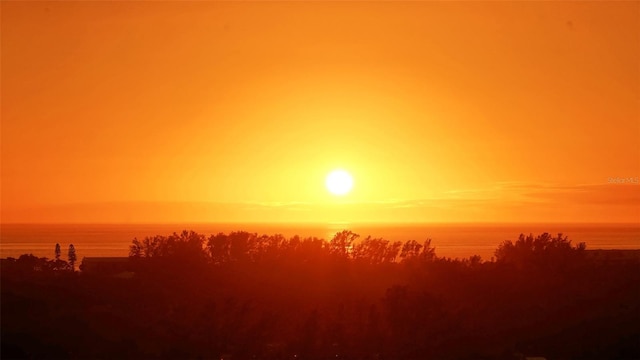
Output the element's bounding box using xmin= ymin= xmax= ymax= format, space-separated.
xmin=3 ymin=243 xmax=77 ymax=274
xmin=2 ymin=230 xmax=637 ymax=359
xmin=129 ymin=230 xmax=437 ymax=265
xmin=128 ymin=229 xmax=583 ymax=267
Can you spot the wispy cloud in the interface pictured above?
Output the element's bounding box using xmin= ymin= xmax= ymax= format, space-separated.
xmin=520 ymin=183 xmax=640 ymax=206
xmin=3 ymin=182 xmax=637 ymax=223
xmin=238 ymin=182 xmax=638 ymax=215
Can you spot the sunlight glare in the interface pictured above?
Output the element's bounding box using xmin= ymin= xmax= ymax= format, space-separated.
xmin=326 ymin=170 xmax=353 ymax=196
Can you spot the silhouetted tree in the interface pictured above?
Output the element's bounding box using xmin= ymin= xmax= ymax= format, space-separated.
xmin=353 ymin=236 xmax=385 ymax=264
xmin=420 ymin=239 xmax=436 ymax=261
xmin=16 ymin=254 xmax=47 ymax=272
xmin=207 ymin=233 xmax=232 ymax=264
xmin=329 ymin=230 xmax=359 ymax=258
xmin=495 ymin=232 xmax=586 ymax=270
xmin=400 ymin=240 xmax=423 ymax=260
xmin=227 ymin=231 xmax=256 ymax=262
xmin=463 ymin=254 xmax=483 ymax=267
xmin=2 ymin=254 xmax=70 ymax=274
xmin=55 ymin=243 xmax=61 ymax=261
xmin=385 ymin=241 xmax=403 ymax=262
xmin=68 ymin=244 xmax=77 ymax=271
xmin=129 ymin=238 xmax=144 ymax=258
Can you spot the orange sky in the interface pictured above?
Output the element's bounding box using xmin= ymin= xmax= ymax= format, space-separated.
xmin=2 ymin=1 xmax=639 ymax=223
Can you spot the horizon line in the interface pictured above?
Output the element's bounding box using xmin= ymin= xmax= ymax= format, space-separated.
xmin=2 ymin=221 xmax=638 ymax=226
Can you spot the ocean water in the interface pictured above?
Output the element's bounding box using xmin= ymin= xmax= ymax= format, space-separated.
xmin=1 ymin=223 xmax=639 ymax=261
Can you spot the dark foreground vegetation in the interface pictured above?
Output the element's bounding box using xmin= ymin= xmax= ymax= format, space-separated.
xmin=2 ymin=231 xmax=639 ymax=359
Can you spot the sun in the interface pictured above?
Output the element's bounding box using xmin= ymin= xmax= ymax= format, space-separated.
xmin=326 ymin=169 xmax=353 ymax=196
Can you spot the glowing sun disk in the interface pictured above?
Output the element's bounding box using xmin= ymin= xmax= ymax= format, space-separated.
xmin=326 ymin=170 xmax=353 ymax=196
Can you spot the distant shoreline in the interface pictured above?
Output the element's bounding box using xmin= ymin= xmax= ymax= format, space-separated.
xmin=2 ymin=223 xmax=639 ymax=261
